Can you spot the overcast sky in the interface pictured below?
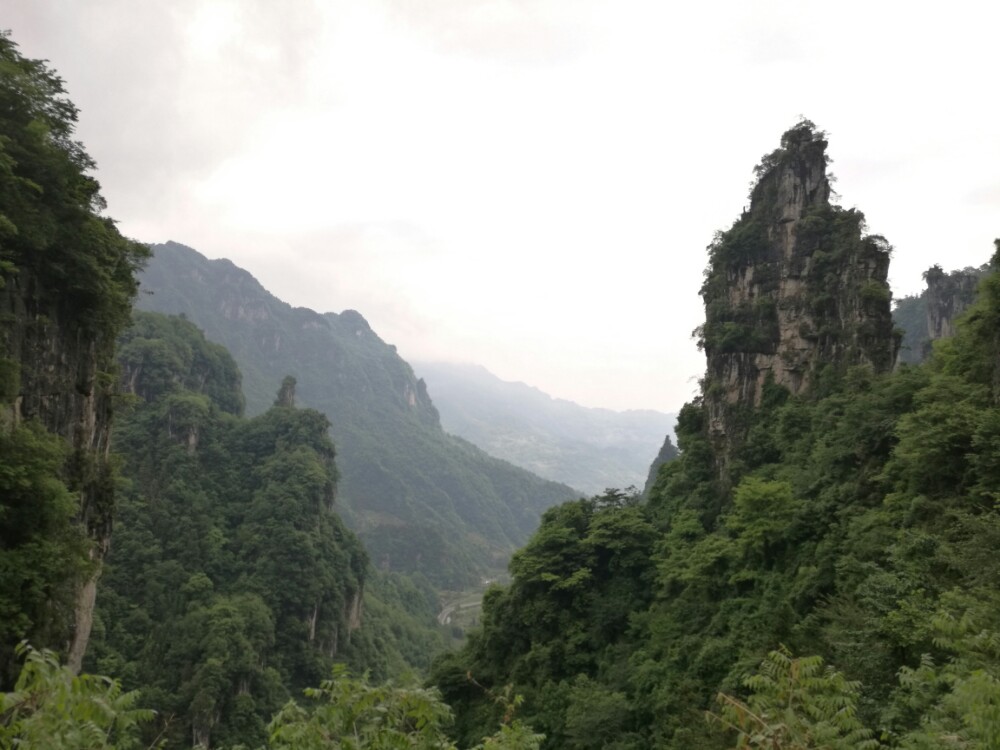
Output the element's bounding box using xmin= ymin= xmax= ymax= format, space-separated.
xmin=6 ymin=1 xmax=999 ymax=412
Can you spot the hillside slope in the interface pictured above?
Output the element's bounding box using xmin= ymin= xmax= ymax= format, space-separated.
xmin=137 ymin=242 xmax=577 ymax=587
xmin=414 ymin=361 xmax=675 ymax=495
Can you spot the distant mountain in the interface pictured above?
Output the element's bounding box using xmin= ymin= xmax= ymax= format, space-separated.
xmin=413 ymin=361 xmax=676 ymax=496
xmin=136 ymin=242 xmax=577 ymax=587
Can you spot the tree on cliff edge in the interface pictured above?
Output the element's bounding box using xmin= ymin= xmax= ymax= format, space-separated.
xmin=0 ymin=31 xmax=147 ymax=681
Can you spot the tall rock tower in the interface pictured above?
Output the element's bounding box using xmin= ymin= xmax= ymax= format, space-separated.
xmin=924 ymin=264 xmax=984 ymax=343
xmin=699 ymin=122 xmax=899 ymax=468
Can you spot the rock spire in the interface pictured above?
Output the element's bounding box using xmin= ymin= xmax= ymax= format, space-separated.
xmin=699 ymin=121 xmax=899 ymax=467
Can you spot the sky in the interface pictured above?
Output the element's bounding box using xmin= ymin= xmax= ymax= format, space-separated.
xmin=5 ymin=1 xmax=999 ymax=413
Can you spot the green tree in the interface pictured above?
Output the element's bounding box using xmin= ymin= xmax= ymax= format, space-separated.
xmin=709 ymin=648 xmax=880 ymax=749
xmin=0 ymin=423 xmax=86 ymax=670
xmin=0 ymin=644 xmax=153 ymax=749
xmin=0 ymin=31 xmax=148 ymax=332
xmin=265 ymin=668 xmax=542 ymax=750
xmin=894 ymin=591 xmax=1000 ymax=749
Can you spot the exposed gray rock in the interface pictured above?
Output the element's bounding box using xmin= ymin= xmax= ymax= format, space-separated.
xmin=700 ymin=122 xmax=898 ymax=470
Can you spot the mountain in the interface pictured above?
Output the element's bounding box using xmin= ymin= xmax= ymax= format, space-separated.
xmin=893 ymin=263 xmax=988 ymax=365
xmin=136 ymin=242 xmax=577 ymax=587
xmin=699 ymin=122 xmax=898 ymax=469
xmin=435 ymin=123 xmax=1000 ymax=749
xmin=92 ymin=311 xmax=370 ymax=747
xmin=642 ymin=433 xmax=680 ymax=496
xmin=412 ymin=361 xmax=674 ymax=496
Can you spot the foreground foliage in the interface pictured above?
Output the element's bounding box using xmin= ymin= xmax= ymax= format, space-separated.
xmin=0 ymin=645 xmax=152 ymax=750
xmin=1 ymin=650 xmax=541 ymax=750
xmin=264 ymin=668 xmax=542 ymax=750
xmin=710 ymin=649 xmax=878 ymax=749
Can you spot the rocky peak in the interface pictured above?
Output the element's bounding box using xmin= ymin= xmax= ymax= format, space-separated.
xmin=699 ymin=121 xmax=898 ymax=470
xmin=752 ymin=122 xmax=831 ymax=229
xmin=924 ymin=264 xmax=984 ymax=343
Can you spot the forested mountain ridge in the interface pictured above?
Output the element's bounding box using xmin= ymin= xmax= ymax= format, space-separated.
xmin=0 ymin=32 xmax=148 ymax=680
xmin=87 ymin=311 xmax=455 ymax=748
xmin=136 ymin=242 xmax=577 ymax=587
xmin=434 ymin=122 xmax=1000 ymax=749
xmin=413 ymin=361 xmax=675 ymax=495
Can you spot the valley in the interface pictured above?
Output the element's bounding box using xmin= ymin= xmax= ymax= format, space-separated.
xmin=3 ymin=19 xmax=1000 ymax=750
xmin=413 ymin=361 xmax=675 ymax=495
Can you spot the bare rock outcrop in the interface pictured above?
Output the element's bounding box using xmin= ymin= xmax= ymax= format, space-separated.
xmin=699 ymin=122 xmax=899 ymax=470
xmin=924 ymin=265 xmax=984 ymax=343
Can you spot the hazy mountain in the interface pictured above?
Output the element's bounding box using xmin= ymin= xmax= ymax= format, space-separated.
xmin=413 ymin=361 xmax=675 ymax=496
xmin=136 ymin=242 xmax=577 ymax=587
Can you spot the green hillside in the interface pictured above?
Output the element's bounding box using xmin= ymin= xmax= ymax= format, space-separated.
xmin=414 ymin=361 xmax=675 ymax=495
xmin=136 ymin=243 xmax=577 ymax=587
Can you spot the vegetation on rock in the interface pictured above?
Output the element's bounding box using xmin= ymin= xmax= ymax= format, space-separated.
xmin=0 ymin=30 xmax=148 ymax=680
xmin=432 ymin=126 xmax=1000 ymax=750
xmin=7 ymin=31 xmax=1000 ymax=750
xmin=88 ymin=311 xmax=461 ymax=749
xmin=893 ymin=263 xmax=988 ymax=365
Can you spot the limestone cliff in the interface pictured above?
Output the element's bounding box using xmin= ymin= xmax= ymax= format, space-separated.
xmin=0 ymin=34 xmax=147 ymax=676
xmin=894 ymin=264 xmax=987 ymax=364
xmin=924 ymin=265 xmax=984 ymax=343
xmin=1 ymin=270 xmax=120 ymax=672
xmin=699 ymin=122 xmax=898 ymax=467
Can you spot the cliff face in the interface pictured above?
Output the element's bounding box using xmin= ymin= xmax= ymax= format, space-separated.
xmin=893 ymin=265 xmax=987 ymax=364
xmin=924 ymin=265 xmax=984 ymax=343
xmin=700 ymin=123 xmax=898 ymax=466
xmin=0 ymin=35 xmax=148 ymax=677
xmin=0 ymin=270 xmax=118 ymax=672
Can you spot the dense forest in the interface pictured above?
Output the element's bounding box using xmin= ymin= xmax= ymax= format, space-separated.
xmin=4 ymin=28 xmax=1000 ymax=750
xmin=0 ymin=34 xmax=541 ymax=748
xmin=136 ymin=241 xmax=578 ymax=589
xmin=432 ymin=125 xmax=1000 ymax=749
